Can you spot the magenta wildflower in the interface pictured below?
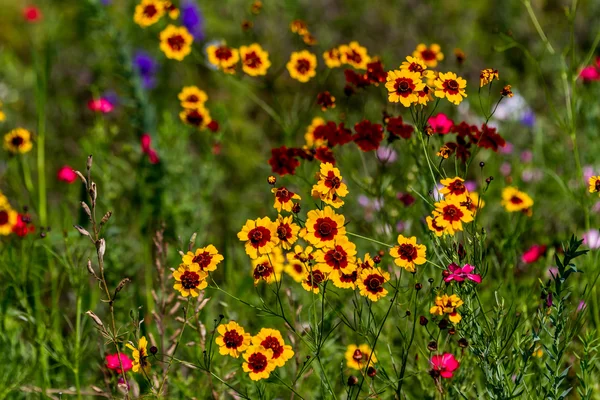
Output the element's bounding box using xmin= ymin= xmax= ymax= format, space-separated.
xmin=430 ymin=353 xmax=459 ymax=379
xmin=444 ymin=263 xmax=481 ymax=284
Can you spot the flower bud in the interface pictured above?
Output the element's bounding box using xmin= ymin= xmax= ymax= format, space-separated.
xmin=347 ymin=375 xmax=358 ymax=386
xmin=427 ymin=341 xmax=437 ymax=351
xmin=419 ymin=316 xmax=428 ymax=326
xmin=367 ymin=366 xmax=377 ymax=377
xmin=438 ymin=319 xmax=449 ymax=330
xmin=458 ymin=338 xmax=468 ymax=348
xmin=373 ymin=255 xmax=381 ymax=264
xmin=415 ymin=283 xmax=422 ymax=291
xmin=149 ymin=346 xmax=158 ymax=355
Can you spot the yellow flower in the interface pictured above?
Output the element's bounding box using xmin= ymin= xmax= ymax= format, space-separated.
xmin=501 ymin=187 xmax=534 ymax=213
xmin=432 ymin=198 xmax=474 ymax=234
xmin=304 ymin=206 xmax=346 ymax=248
xmin=434 ymin=72 xmax=467 ymax=105
xmin=133 ymin=0 xmax=165 ymax=28
xmin=238 ymin=217 xmax=279 ymax=259
xmin=0 ymin=110 xmax=5 ymax=122
xmin=339 ymin=42 xmax=370 ymax=70
xmin=126 ymin=336 xmax=151 ymax=373
xmin=501 ymin=85 xmax=514 ymax=98
xmin=589 ymin=176 xmax=600 ymax=194
xmin=274 ymin=214 xmax=300 ymax=250
xmin=463 ymin=192 xmax=485 ymax=214
xmin=215 ymin=321 xmax=252 ymax=358
xmin=426 ymin=215 xmax=446 ymax=237
xmin=413 ymin=43 xmax=444 ymax=68
xmin=311 ymin=162 xmax=349 ymax=208
xmin=178 ymin=86 xmax=208 ymax=109
xmin=206 ymin=44 xmax=240 ymax=71
xmin=162 ymin=1 xmax=179 ymax=19
xmin=159 ymin=25 xmax=193 ymax=61
xmin=437 ymin=145 xmax=452 ymax=159
xmin=173 ymin=263 xmax=208 ymax=297
xmin=287 ymin=50 xmax=318 ymax=83
xmin=284 ymin=249 xmax=309 ymax=283
xmin=242 ymin=345 xmax=276 ymax=381
xmin=4 ymin=128 xmax=33 ymax=154
xmin=357 ymin=267 xmax=390 ymax=302
xmin=0 ymin=203 xmax=18 ymax=236
xmin=357 ymin=253 xmax=376 ymax=271
xmin=181 ymin=245 xmax=224 ymax=272
xmin=345 ymin=344 xmax=377 ymax=370
xmin=304 ymin=117 xmax=326 ymax=148
xmin=251 ymin=247 xmax=285 ymax=285
xmin=272 ymin=186 xmax=301 ymax=213
xmin=385 ymin=70 xmax=425 ymax=107
xmin=430 ymin=294 xmax=464 ymax=324
xmin=440 ymin=176 xmax=468 ymax=198
xmin=240 ymin=44 xmax=271 ymax=76
xmin=301 ymin=267 xmax=328 ymax=294
xmin=179 ymin=105 xmax=212 ymax=130
xmin=314 ymin=236 xmax=357 ymax=273
xmin=289 ymin=19 xmax=308 ymax=35
xmin=252 ymin=328 xmax=294 ymax=367
xmin=323 ymin=48 xmax=342 ymax=68
xmin=389 ymin=235 xmax=427 ymax=272
xmin=400 ymin=56 xmax=431 ymax=77
xmin=480 ymin=68 xmax=499 ymax=87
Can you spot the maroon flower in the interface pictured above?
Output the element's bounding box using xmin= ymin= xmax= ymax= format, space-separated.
xmin=353 ymin=120 xmax=384 ymax=152
xmin=365 ymin=60 xmax=387 ymax=84
xmin=386 ymin=116 xmax=414 ymax=140
xmin=269 ymin=146 xmax=300 ymax=176
xmin=315 ymin=146 xmax=336 ymax=164
xmin=344 ymin=69 xmax=370 ymax=89
xmin=316 ymin=91 xmax=336 ymax=111
xmin=474 ymin=124 xmax=506 ymax=152
xmin=327 ymin=123 xmax=353 ymax=146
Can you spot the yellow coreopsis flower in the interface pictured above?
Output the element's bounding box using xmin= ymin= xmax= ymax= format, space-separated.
xmin=430 ymin=294 xmax=464 ymax=323
xmin=432 ymin=198 xmax=474 ymax=234
xmin=215 ymin=321 xmax=252 ymax=358
xmin=339 ymin=41 xmax=370 ymax=70
xmin=242 ymin=345 xmax=276 ymax=381
xmin=480 ymin=68 xmax=499 ymax=87
xmin=173 ymin=263 xmax=208 ymax=297
xmin=179 ymin=106 xmax=212 ymax=130
xmin=4 ymin=128 xmax=33 ymax=154
xmin=304 ymin=206 xmax=346 ymax=248
xmin=501 ymin=187 xmax=534 ymax=213
xmin=240 ymin=44 xmax=271 ymax=76
xmin=181 ymin=245 xmax=224 ymax=272
xmin=207 ymin=44 xmax=240 ymax=71
xmin=126 ymin=336 xmax=151 ymax=373
xmin=178 ymin=86 xmax=208 ymax=109
xmin=323 ymin=47 xmax=342 ymax=68
xmin=311 ymin=162 xmax=349 ymax=208
xmin=0 ymin=203 xmax=18 ymax=235
xmin=385 ymin=70 xmax=425 ymax=107
xmin=274 ymin=214 xmax=300 ymax=250
xmin=133 ymin=0 xmax=165 ymax=27
xmin=252 ymin=328 xmax=295 ymax=368
xmin=357 ymin=267 xmax=390 ymax=302
xmin=251 ymin=246 xmax=285 ymax=285
xmin=389 ymin=235 xmax=426 ymax=272
xmin=287 ymin=50 xmax=318 ymax=82
xmin=434 ymin=72 xmax=467 ymax=105
xmin=439 ymin=176 xmax=468 ymax=198
xmin=589 ymin=176 xmax=600 ymax=195
xmin=159 ymin=25 xmax=193 ymax=61
xmin=412 ymin=43 xmax=444 ymax=68
xmin=314 ymin=236 xmax=357 ymax=274
xmin=301 ymin=268 xmax=328 ymax=294
xmin=304 ymin=117 xmax=327 ymax=148
xmin=238 ymin=217 xmax=279 ymax=259
xmin=271 ymin=186 xmax=301 ymax=213
xmin=345 ymin=344 xmax=377 ymax=370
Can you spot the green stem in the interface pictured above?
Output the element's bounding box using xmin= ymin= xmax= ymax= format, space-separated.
xmin=347 ymin=231 xmax=393 ymax=248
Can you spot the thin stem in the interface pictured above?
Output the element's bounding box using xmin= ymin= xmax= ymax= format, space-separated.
xmin=347 ymin=231 xmax=393 ymax=248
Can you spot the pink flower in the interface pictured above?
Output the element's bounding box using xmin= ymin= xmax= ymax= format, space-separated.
xmin=57 ymin=166 xmax=77 ymax=183
xmin=105 ymin=353 xmax=133 ymax=374
xmin=87 ymin=98 xmax=114 ymax=113
xmin=23 ymin=6 xmax=43 ymax=22
xmin=583 ymin=229 xmax=600 ymax=249
xmin=444 ymin=263 xmax=481 ymax=284
xmin=430 ymin=353 xmax=460 ymax=379
xmin=521 ymin=245 xmax=546 ymax=264
xmin=499 ymin=142 xmax=514 ymax=154
xmin=140 ymin=134 xmax=159 ymax=164
xmin=428 ymin=113 xmax=453 ymax=134
xmin=579 ymin=66 xmax=600 ymax=82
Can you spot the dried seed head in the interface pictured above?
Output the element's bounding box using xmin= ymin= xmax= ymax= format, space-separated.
xmin=458 ymin=338 xmax=469 ymax=348
xmin=81 ymin=202 xmax=92 ymax=221
xmin=86 ymin=311 xmax=104 ymax=328
xmin=74 ymin=170 xmax=87 ymax=186
xmin=100 ymin=211 xmax=112 ymax=226
xmin=97 ymin=238 xmax=106 ymax=261
xmin=74 ymin=225 xmax=91 ymax=238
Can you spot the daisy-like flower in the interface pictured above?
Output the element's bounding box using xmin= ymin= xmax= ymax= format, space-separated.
xmin=439 ymin=176 xmax=468 ymax=198
xmin=437 ymin=145 xmax=452 ymax=159
xmin=311 ymin=163 xmax=349 ymax=208
xmin=289 ymin=19 xmax=308 ymax=35
xmin=345 ymin=344 xmax=377 ymax=370
xmin=181 ymin=245 xmax=224 ymax=272
xmin=178 ymin=86 xmax=208 ymax=109
xmin=301 ymin=267 xmax=328 ymax=293
xmin=251 ymin=246 xmax=285 ymax=285
xmin=432 ymin=198 xmax=474 ymax=234
xmin=430 ymin=294 xmax=464 ymax=323
xmin=159 ymin=25 xmax=193 ymax=61
xmin=215 ymin=321 xmax=252 ymax=358
xmin=501 ymin=187 xmax=534 ymax=213
xmin=434 ymin=72 xmax=467 ymax=105
xmin=287 ymin=50 xmax=317 ymax=83
xmin=426 ymin=215 xmax=446 ymax=237
xmin=444 ymin=263 xmax=481 ymax=283
xmin=133 ymin=0 xmax=165 ymax=27
xmin=412 ymin=43 xmax=444 ymax=68
xmin=389 ymin=235 xmax=426 ymax=272
xmin=272 ymin=187 xmax=301 ymax=212
xmin=330 ymin=268 xmax=358 ymax=289
xmin=430 ymin=353 xmax=460 ymax=379
xmin=206 ymin=44 xmax=240 ymax=71
xmin=501 ymin=85 xmax=514 ymax=97
xmin=179 ymin=105 xmax=212 ymax=129
xmin=304 ymin=206 xmax=346 ymax=248
xmin=317 ymin=91 xmax=336 ymax=111
xmin=238 ymin=217 xmax=279 ymax=259
xmin=304 ymin=117 xmax=327 ymax=148
xmin=4 ymin=128 xmax=33 ymax=154
xmin=463 ymin=192 xmax=485 ymax=214
xmin=284 ymin=252 xmax=309 ymax=283
xmin=314 ymin=236 xmax=357 ymax=273
xmin=105 ymin=353 xmax=133 ymax=374
xmin=163 ymin=1 xmax=179 ymax=19
xmin=252 ymin=328 xmax=294 ymax=368
xmin=480 ymin=68 xmax=499 ymax=87
xmin=323 ymin=47 xmax=342 ymax=68
xmin=588 ymin=176 xmax=600 ymax=195
xmin=0 ymin=203 xmax=18 ymax=236
xmin=173 ymin=263 xmax=208 ymax=297
xmin=400 ymin=56 xmax=435 ymax=80
xmin=126 ymin=336 xmax=151 ymax=373
xmin=385 ymin=70 xmax=425 ymax=107
xmin=357 ymin=267 xmax=390 ymax=302
xmin=242 ymin=345 xmax=276 ymax=381
xmin=339 ymin=42 xmax=370 ymax=70
xmin=275 ymin=214 xmax=300 ymax=250
xmin=239 ymin=44 xmax=271 ymax=76
xmin=357 ymin=253 xmax=376 ymax=271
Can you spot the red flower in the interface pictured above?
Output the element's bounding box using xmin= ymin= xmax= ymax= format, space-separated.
xmin=580 ymin=65 xmax=600 ymax=82
xmin=269 ymin=146 xmax=300 ymax=176
xmin=428 ymin=113 xmax=453 ymax=134
xmin=521 ymin=244 xmax=546 ymax=264
xmin=386 ymin=116 xmax=414 ymax=139
xmin=315 ymin=146 xmax=336 ymax=164
xmin=23 ymin=6 xmax=42 ymax=22
xmin=207 ymin=120 xmax=220 ymax=132
xmin=451 ymin=122 xmax=479 ymax=142
xmin=316 ymin=91 xmax=336 ymax=111
xmin=397 ymin=192 xmax=415 ymax=206
xmin=57 ymin=166 xmax=77 ymax=184
xmin=353 ymin=120 xmax=384 ymax=152
xmin=328 ymin=123 xmax=353 ymax=146
xmin=444 ymin=138 xmax=471 ymax=163
xmin=365 ymin=60 xmax=387 ymax=84
xmin=105 ymin=353 xmax=134 ymax=374
xmin=474 ymin=124 xmax=506 ymax=152
xmin=430 ymin=353 xmax=460 ymax=379
xmin=140 ymin=134 xmax=160 ymax=164
xmin=12 ymin=214 xmax=35 ymax=237
xmin=313 ymin=121 xmax=337 ymax=143
xmin=344 ymin=69 xmax=370 ymax=89
xmin=87 ymin=98 xmax=114 ymax=113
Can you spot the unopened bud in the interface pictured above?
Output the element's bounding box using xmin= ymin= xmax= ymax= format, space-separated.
xmin=458 ymin=338 xmax=468 ymax=348
xmin=292 ymin=203 xmax=301 ymax=214
xmin=86 ymin=311 xmax=104 ymax=328
xmin=347 ymin=375 xmax=358 ymax=386
xmin=149 ymin=346 xmax=158 ymax=355
xmin=367 ymin=366 xmax=377 ymax=377
xmin=427 ymin=341 xmax=437 ymax=351
xmin=415 ymin=283 xmax=422 ymax=291
xmin=419 ymin=316 xmax=428 ymax=326
xmin=373 ymin=255 xmax=381 ymax=264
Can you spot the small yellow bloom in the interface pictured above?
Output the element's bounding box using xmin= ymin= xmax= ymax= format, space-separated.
xmin=501 ymin=85 xmax=514 ymax=98
xmin=339 ymin=42 xmax=370 ymax=70
xmin=289 ymin=19 xmax=308 ymax=35
xmin=206 ymin=44 xmax=240 ymax=71
xmin=134 ymin=0 xmax=165 ymax=28
xmin=431 ymin=198 xmax=474 ymax=235
xmin=314 ymin=236 xmax=357 ymax=274
xmin=284 ymin=247 xmax=311 ymax=283
xmin=434 ymin=72 xmax=467 ymax=105
xmin=240 ymin=44 xmax=271 ymax=76
xmin=178 ymin=86 xmax=208 ymax=109
xmin=286 ymin=50 xmax=318 ymax=82
xmin=4 ymin=128 xmax=33 ymax=154
xmin=215 ymin=321 xmax=252 ymax=358
xmin=242 ymin=345 xmax=276 ymax=381
xmin=251 ymin=247 xmax=285 ymax=285
xmin=385 ymin=70 xmax=425 ymax=107
xmin=311 ymin=162 xmax=349 ymax=208
xmin=501 ymin=187 xmax=534 ymax=213
xmin=159 ymin=25 xmax=193 ymax=61
xmin=181 ymin=245 xmax=224 ymax=272
xmin=0 ymin=203 xmax=18 ymax=236
xmin=179 ymin=106 xmax=212 ymax=130
xmin=345 ymin=344 xmax=377 ymax=370
xmin=437 ymin=145 xmax=451 ymax=159
xmin=238 ymin=217 xmax=279 ymax=259
xmin=304 ymin=206 xmax=346 ymax=248
xmin=430 ymin=294 xmax=464 ymax=324
xmin=126 ymin=336 xmax=151 ymax=373
xmin=272 ymin=186 xmax=301 ymax=213
xmin=480 ymin=68 xmax=499 ymax=87
xmin=589 ymin=176 xmax=600 ymax=195
xmin=301 ymin=267 xmax=328 ymax=294
xmin=413 ymin=43 xmax=444 ymax=68
xmin=274 ymin=214 xmax=300 ymax=250
xmin=173 ymin=263 xmax=208 ymax=297
xmin=252 ymin=328 xmax=294 ymax=368
xmin=163 ymin=1 xmax=179 ymax=19
xmin=440 ymin=176 xmax=468 ymax=198
xmin=389 ymin=235 xmax=426 ymax=272
xmin=304 ymin=117 xmax=326 ymax=148
xmin=357 ymin=267 xmax=390 ymax=302
xmin=323 ymin=48 xmax=342 ymax=68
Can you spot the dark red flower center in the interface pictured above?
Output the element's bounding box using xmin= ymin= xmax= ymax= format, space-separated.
xmin=223 ymin=330 xmax=244 ymax=349
xmin=276 ymin=187 xmax=293 ymax=202
xmin=395 ymin=78 xmax=415 ymax=96
xmin=409 ymin=63 xmax=424 ymax=73
xmin=186 ymin=95 xmax=199 ymax=103
xmin=324 ymin=246 xmax=348 ymax=270
xmin=313 ymin=217 xmax=338 ymax=241
xmin=254 ymin=262 xmax=274 ymax=280
xmin=276 ymin=223 xmax=292 ymax=241
xmin=305 ymin=270 xmax=325 ymax=287
xmin=168 ymin=34 xmax=186 ymax=51
xmin=11 ymin=136 xmax=24 ymax=147
xmin=398 ymin=244 xmax=418 ymax=261
xmin=447 ymin=180 xmax=466 ymax=195
xmin=143 ymin=4 xmax=157 ymax=17
xmin=347 ymin=50 xmax=362 ymax=64
xmin=596 ymin=180 xmax=600 ymax=191
xmin=443 ymin=79 xmax=459 ymax=94
xmin=353 ymin=349 xmax=364 ymax=362
xmin=0 ymin=211 xmax=8 ymax=225
xmin=249 ymin=226 xmax=271 ymax=248
xmin=365 ymin=274 xmax=384 ymax=293
xmin=293 ymin=263 xmax=303 ymax=273
xmin=215 ymin=46 xmax=233 ymax=60
xmin=261 ymin=336 xmax=283 ymax=358
xmin=192 ymin=251 xmax=213 ymax=270
xmin=248 ymin=352 xmax=269 ymax=372
xmin=185 ymin=110 xmax=205 ymax=126
xmin=510 ymin=195 xmax=523 ymax=205
xmin=325 ymin=172 xmax=341 ymax=189
xmin=340 ymin=270 xmax=357 ymax=283
xmin=296 ymin=59 xmax=311 ymax=74
xmin=421 ymin=49 xmax=436 ymax=61
xmin=180 ymin=270 xmax=201 ymax=289
xmin=442 ymin=205 xmax=464 ymax=222
xmin=244 ymin=51 xmax=262 ymax=68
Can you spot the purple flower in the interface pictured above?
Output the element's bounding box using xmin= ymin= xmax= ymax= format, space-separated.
xmin=577 ymin=300 xmax=587 ymax=312
xmin=500 ymin=162 xmax=511 ymax=177
xmin=521 ymin=110 xmax=536 ymax=127
xmin=101 ymin=0 xmax=112 ymax=4
xmin=499 ymin=142 xmax=514 ymax=154
xmin=376 ymin=146 xmax=397 ymax=163
xmin=444 ymin=263 xmax=482 ymax=284
xmin=520 ymin=150 xmax=533 ymax=163
xmin=357 ymin=195 xmax=383 ymax=222
xmin=133 ymin=51 xmax=158 ymax=89
xmin=583 ymin=229 xmax=600 ymax=249
xmin=464 ymin=180 xmax=477 ymax=192
xmin=181 ymin=0 xmax=205 ymax=41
